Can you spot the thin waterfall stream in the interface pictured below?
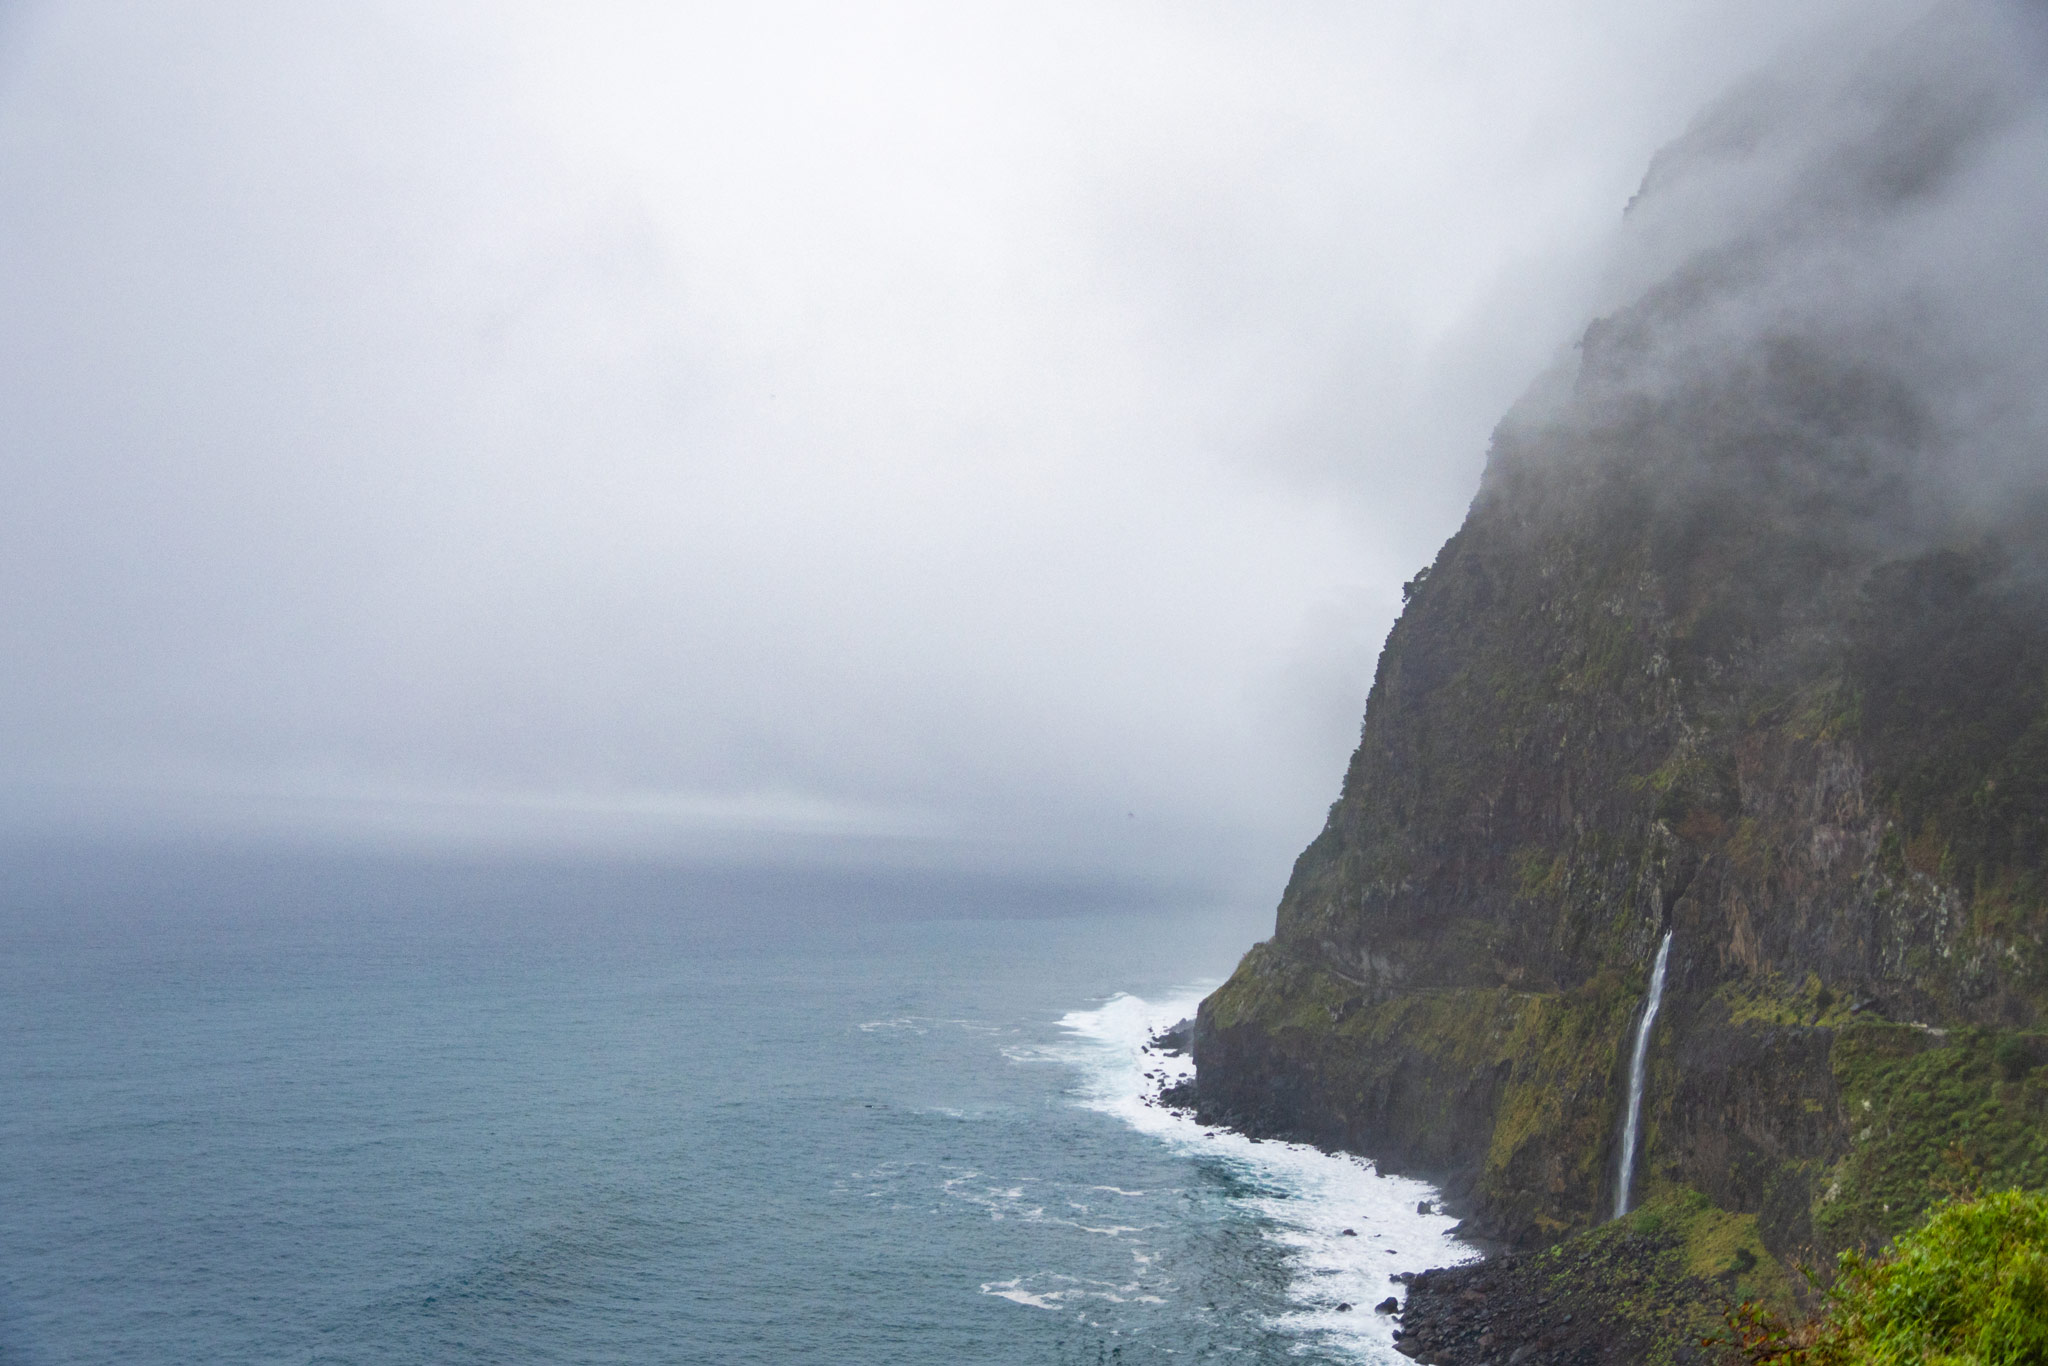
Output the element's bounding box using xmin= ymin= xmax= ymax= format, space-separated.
xmin=1613 ymin=929 xmax=1673 ymax=1220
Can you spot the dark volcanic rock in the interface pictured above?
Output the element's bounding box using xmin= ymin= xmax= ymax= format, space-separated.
xmin=1150 ymin=1017 xmax=1195 ymax=1056
xmin=1190 ymin=8 xmax=2048 ymax=1363
xmin=1397 ymin=1222 xmax=1730 ymax=1366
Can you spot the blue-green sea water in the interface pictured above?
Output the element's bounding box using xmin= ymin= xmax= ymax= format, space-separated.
xmin=0 ymin=846 xmax=1469 ymax=1364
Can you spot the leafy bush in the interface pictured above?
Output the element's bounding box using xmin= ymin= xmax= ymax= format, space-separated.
xmin=1726 ymin=1190 xmax=2048 ymax=1365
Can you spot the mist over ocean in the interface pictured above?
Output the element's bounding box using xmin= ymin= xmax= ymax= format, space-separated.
xmin=0 ymin=846 xmax=1466 ymax=1365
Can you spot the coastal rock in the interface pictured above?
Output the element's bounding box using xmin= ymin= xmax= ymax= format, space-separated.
xmin=1192 ymin=6 xmax=2048 ymax=1359
xmin=1149 ymin=1018 xmax=1194 ymax=1056
xmin=1396 ymin=1220 xmax=1731 ymax=1366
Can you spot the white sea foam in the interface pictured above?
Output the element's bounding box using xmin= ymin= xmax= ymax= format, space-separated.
xmin=858 ymin=1015 xmax=1010 ymax=1036
xmin=980 ymin=1274 xmax=1166 ymax=1311
xmin=981 ymin=1277 xmax=1064 ymax=1309
xmin=856 ymin=1016 xmax=927 ymax=1033
xmin=1053 ymin=989 xmax=1478 ymax=1363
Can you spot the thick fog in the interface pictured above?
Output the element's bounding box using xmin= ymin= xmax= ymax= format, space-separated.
xmin=1546 ymin=0 xmax=2048 ymax=535
xmin=0 ymin=1 xmax=1926 ymax=894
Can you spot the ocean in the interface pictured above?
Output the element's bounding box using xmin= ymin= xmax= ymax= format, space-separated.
xmin=0 ymin=845 xmax=1471 ymax=1364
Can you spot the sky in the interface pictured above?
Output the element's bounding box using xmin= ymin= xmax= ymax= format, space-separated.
xmin=0 ymin=0 xmax=1921 ymax=897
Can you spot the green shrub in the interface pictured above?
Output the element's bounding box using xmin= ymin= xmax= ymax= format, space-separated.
xmin=1727 ymin=1190 xmax=2048 ymax=1365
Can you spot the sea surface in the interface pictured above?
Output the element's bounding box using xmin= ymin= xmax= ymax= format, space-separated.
xmin=0 ymin=845 xmax=1471 ymax=1365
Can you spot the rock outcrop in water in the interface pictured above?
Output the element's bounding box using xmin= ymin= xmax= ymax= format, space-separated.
xmin=1191 ymin=3 xmax=2048 ymax=1354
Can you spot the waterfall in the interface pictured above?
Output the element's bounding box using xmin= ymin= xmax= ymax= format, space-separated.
xmin=1613 ymin=929 xmax=1673 ymax=1220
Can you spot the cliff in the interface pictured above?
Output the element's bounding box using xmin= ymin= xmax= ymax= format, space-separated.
xmin=1191 ymin=3 xmax=2048 ymax=1352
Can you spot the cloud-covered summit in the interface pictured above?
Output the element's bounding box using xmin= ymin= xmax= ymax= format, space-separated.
xmin=1524 ymin=0 xmax=2048 ymax=550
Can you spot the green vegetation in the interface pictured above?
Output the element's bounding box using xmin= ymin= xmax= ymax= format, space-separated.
xmin=1817 ymin=1025 xmax=2048 ymax=1250
xmin=1728 ymin=1190 xmax=2048 ymax=1365
xmin=1199 ymin=943 xmax=1355 ymax=1034
xmin=1783 ymin=678 xmax=1862 ymax=745
xmin=1639 ymin=1190 xmax=1790 ymax=1311
xmin=1478 ymin=974 xmax=1641 ymax=1234
xmin=1715 ymin=972 xmax=1856 ymax=1029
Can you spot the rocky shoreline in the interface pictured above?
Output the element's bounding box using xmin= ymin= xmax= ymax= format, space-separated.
xmin=1388 ymin=1227 xmax=1729 ymax=1366
xmin=1145 ymin=1026 xmax=1736 ymax=1366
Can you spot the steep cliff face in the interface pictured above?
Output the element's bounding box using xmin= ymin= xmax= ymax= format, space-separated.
xmin=1193 ymin=0 xmax=2048 ymax=1287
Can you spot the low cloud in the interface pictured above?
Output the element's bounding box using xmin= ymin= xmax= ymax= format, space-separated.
xmin=0 ymin=0 xmax=1904 ymax=892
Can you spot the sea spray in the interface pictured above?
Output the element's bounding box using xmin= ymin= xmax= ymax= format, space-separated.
xmin=1613 ymin=930 xmax=1673 ymax=1220
xmin=1046 ymin=991 xmax=1474 ymax=1362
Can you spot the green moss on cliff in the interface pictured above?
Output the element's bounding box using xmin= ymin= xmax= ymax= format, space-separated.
xmin=1637 ymin=1190 xmax=1792 ymax=1314
xmin=1716 ymin=973 xmax=1857 ymax=1029
xmin=1817 ymin=1023 xmax=2048 ymax=1250
xmin=1480 ymin=975 xmax=1641 ymax=1235
xmin=1201 ymin=942 xmax=1354 ymax=1033
xmin=1783 ymin=678 xmax=1862 ymax=745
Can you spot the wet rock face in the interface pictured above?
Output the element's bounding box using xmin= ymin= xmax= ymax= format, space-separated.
xmin=1148 ymin=1018 xmax=1194 ymax=1056
xmin=1657 ymin=1004 xmax=1845 ymax=1254
xmin=1192 ymin=1 xmax=2048 ymax=1271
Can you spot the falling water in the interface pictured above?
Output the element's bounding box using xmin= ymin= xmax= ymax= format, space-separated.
xmin=1613 ymin=929 xmax=1673 ymax=1220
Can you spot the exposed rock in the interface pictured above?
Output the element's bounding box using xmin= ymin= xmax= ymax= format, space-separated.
xmin=1191 ymin=7 xmax=2048 ymax=1361
xmin=1149 ymin=1017 xmax=1195 ymax=1056
xmin=1155 ymin=1077 xmax=1199 ymax=1113
xmin=1395 ymin=1215 xmax=1734 ymax=1366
